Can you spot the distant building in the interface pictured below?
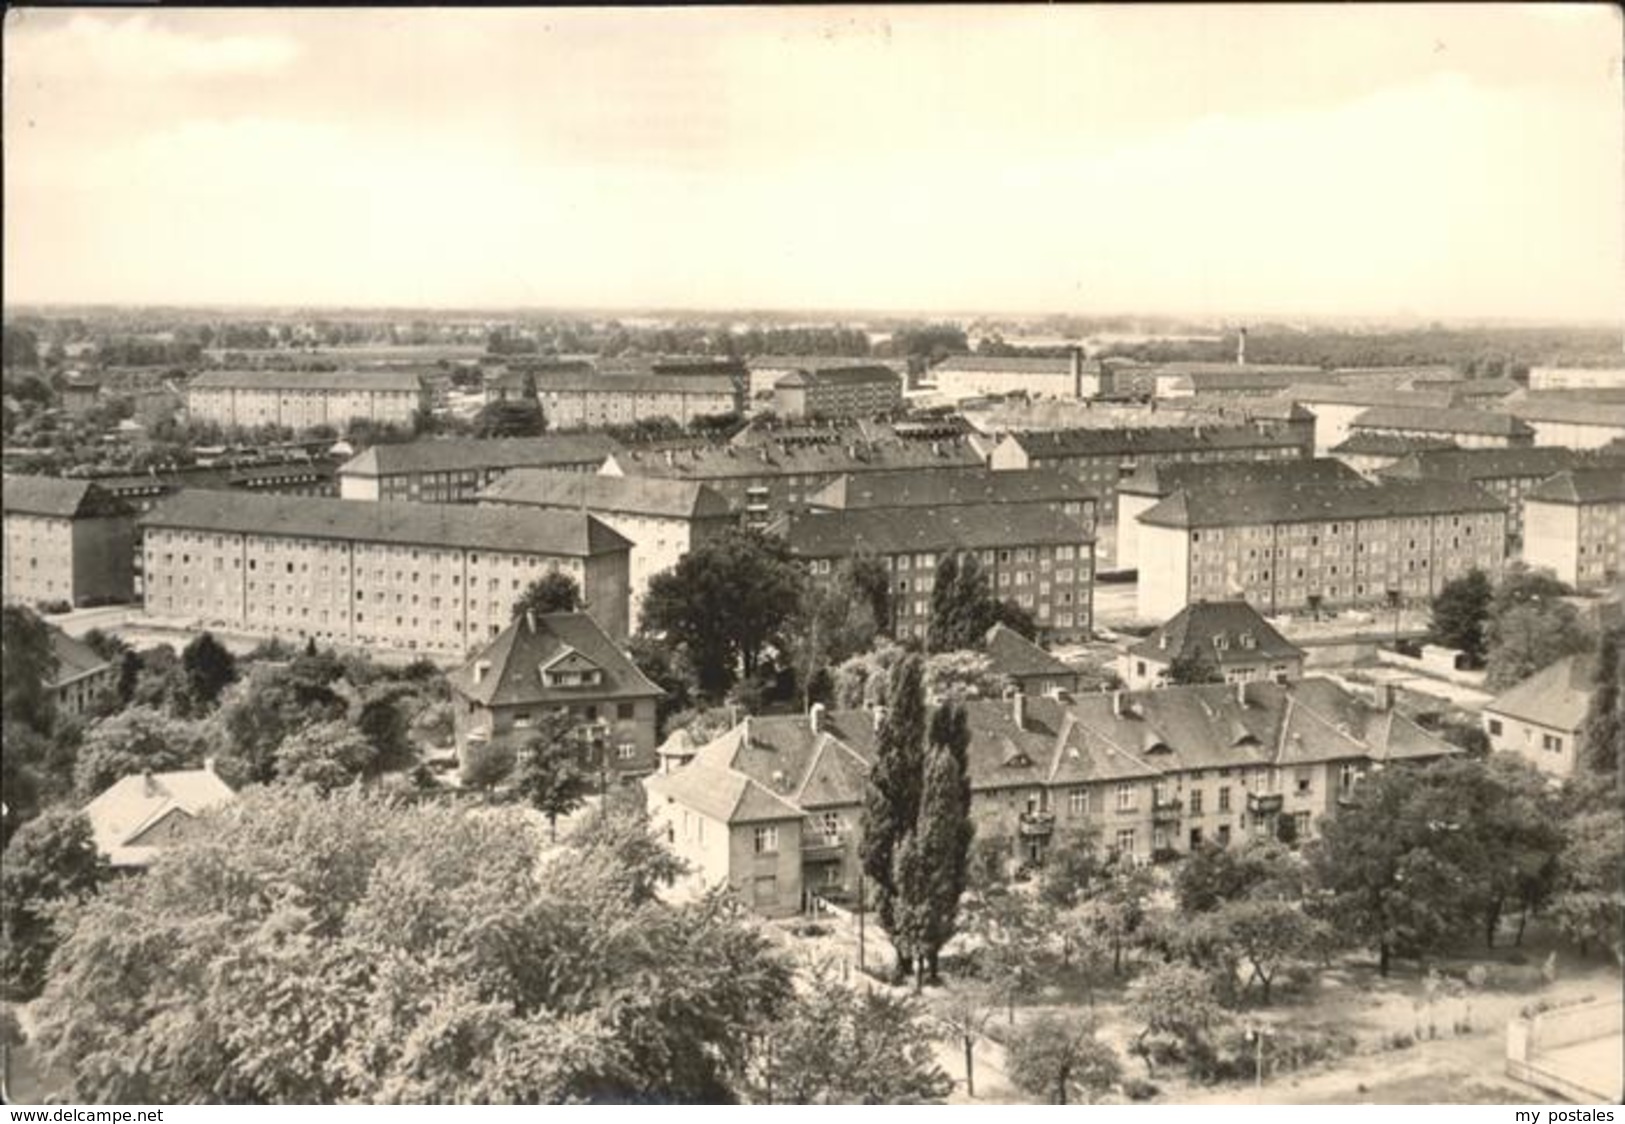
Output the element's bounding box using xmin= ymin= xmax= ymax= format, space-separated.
xmin=337 ymin=435 xmax=620 ymax=502
xmin=807 ymin=465 xmax=1097 ymax=533
xmin=1122 ymin=600 xmax=1305 ymax=689
xmin=448 ymin=611 xmax=664 ymax=784
xmin=82 ymin=762 xmax=236 ymax=869
xmin=186 ymin=369 xmax=429 ymax=432
xmin=1378 ymin=447 xmax=1615 ymax=548
xmin=76 ymin=457 xmax=339 ymax=516
xmin=1527 ymin=367 xmax=1625 ymax=391
xmin=45 ymin=625 xmax=118 ymax=720
xmin=1135 ymin=479 xmax=1508 ymax=621
xmin=60 ymin=377 xmax=102 ymax=415
xmin=772 ymin=366 xmax=903 ymax=419
xmin=1328 ymin=432 xmax=1458 ymax=477
xmin=478 ymin=469 xmax=735 ymax=628
xmin=773 ymin=503 xmax=1095 ymax=642
xmin=746 ymin=356 xmax=907 ymax=398
xmin=1116 ymin=458 xmax=1364 ymax=572
xmin=1482 ymin=655 xmax=1597 ymax=779
xmin=532 ymin=370 xmax=744 ymax=429
xmin=1521 ymin=470 xmax=1625 ymax=591
xmin=604 ymin=432 xmax=986 ymax=529
xmin=1347 ymin=406 xmax=1535 ymax=450
xmin=2 ymin=475 xmax=136 ymax=607
xmin=1504 ymin=395 xmax=1625 ymax=450
xmin=138 ymin=490 xmax=633 ymax=654
xmin=984 ymin=623 xmax=1082 ymax=697
xmin=1151 ymin=364 xmax=1321 ymax=399
xmin=647 ymin=680 xmax=1454 ymax=913
xmin=930 ymin=351 xmax=1098 ymax=400
xmin=1279 ymin=384 xmax=1463 ymax=454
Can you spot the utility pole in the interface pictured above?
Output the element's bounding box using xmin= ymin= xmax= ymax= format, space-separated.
xmin=857 ymin=866 xmax=866 ymax=975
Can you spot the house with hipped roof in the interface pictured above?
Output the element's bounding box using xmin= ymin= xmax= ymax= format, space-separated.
xmin=1481 ymin=654 xmax=1597 ymax=779
xmin=645 ymin=677 xmax=1454 ymax=916
xmin=1122 ymin=601 xmax=1305 ymax=690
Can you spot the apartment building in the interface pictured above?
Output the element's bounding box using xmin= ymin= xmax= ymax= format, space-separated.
xmin=1328 ymin=433 xmax=1458 ymax=477
xmin=186 ymin=369 xmax=429 ymax=431
xmin=2 ymin=475 xmax=136 ymax=607
xmin=930 ymin=351 xmax=1098 ymax=400
xmin=1116 ymin=458 xmax=1364 ymax=572
xmin=808 ymin=465 xmax=1097 ymax=534
xmin=604 ymin=433 xmax=986 ymax=529
xmin=646 ymin=679 xmax=1454 ymax=915
xmin=772 ymin=366 xmax=903 ymax=419
xmin=1135 ymin=479 xmax=1508 ymax=621
xmin=1279 ymin=385 xmax=1462 ymax=453
xmin=1121 ymin=600 xmax=1305 ymax=689
xmin=1151 ymin=364 xmax=1320 ymax=399
xmin=1481 ymin=654 xmax=1597 ymax=780
xmin=337 ymin=435 xmax=620 ymax=502
xmin=1378 ymin=447 xmax=1611 ymax=548
xmin=773 ymin=503 xmax=1095 ymax=642
xmin=746 ymin=356 xmax=908 ymax=398
xmin=1521 ymin=470 xmax=1625 ymax=591
xmin=80 ymin=458 xmax=339 ymax=516
xmin=448 ymin=610 xmax=664 ymax=784
xmin=1528 ymin=368 xmax=1625 ymax=391
xmin=138 ymin=490 xmax=633 ymax=655
xmin=1347 ymin=406 xmax=1535 ymax=450
xmin=532 ymin=371 xmax=744 ymax=429
xmin=989 ymin=424 xmax=1313 ymax=568
xmin=478 ymin=469 xmax=735 ymax=627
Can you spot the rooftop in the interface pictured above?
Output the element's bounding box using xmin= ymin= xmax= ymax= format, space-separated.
xmin=1505 ymin=395 xmax=1625 ymax=428
xmin=532 ymin=371 xmax=739 ymax=395
xmin=1119 ymin=457 xmax=1364 ymax=498
xmin=1524 ymin=469 xmax=1625 ymax=506
xmin=1280 ymin=384 xmax=1463 ymax=410
xmin=48 ymin=626 xmax=113 ymax=686
xmin=775 ymin=503 xmax=1093 ymax=557
xmin=188 ymin=369 xmax=426 ymax=393
xmin=1003 ymin=423 xmax=1307 ymax=459
xmin=447 ymin=611 xmax=662 ymax=709
xmin=81 ymin=765 xmax=236 ymax=868
xmin=2 ymin=474 xmax=132 ymax=519
xmin=338 ymin=435 xmax=621 ymax=478
xmin=1350 ymin=406 xmax=1535 ymax=439
xmin=1377 ymin=446 xmax=1589 ymax=483
xmin=613 ymin=435 xmax=986 ymax=482
xmin=984 ymin=623 xmax=1080 ymax=681
xmin=808 ymin=466 xmax=1095 ymax=511
xmin=139 ymin=489 xmax=631 ymax=556
xmin=478 ymin=468 xmax=734 ymax=520
xmin=1330 ymin=432 xmax=1461 ymax=457
xmin=1129 ymin=600 xmax=1305 ymax=666
xmin=1139 ymin=478 xmax=1507 ymax=529
xmin=933 ymin=354 xmax=1089 ymax=375
xmin=775 ymin=366 xmax=902 ymax=388
xmin=1484 ymin=654 xmax=1597 ymax=733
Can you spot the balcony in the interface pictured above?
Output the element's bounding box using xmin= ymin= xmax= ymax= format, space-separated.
xmin=1018 ymin=811 xmax=1055 ymax=838
xmin=801 ymin=834 xmax=846 ymax=859
xmin=1247 ymin=792 xmax=1284 ymax=815
xmin=1151 ymin=798 xmax=1183 ymax=823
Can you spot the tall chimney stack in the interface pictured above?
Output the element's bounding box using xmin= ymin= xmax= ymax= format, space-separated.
xmin=1070 ymin=346 xmax=1085 ymax=399
xmin=1237 ymin=326 xmax=1248 ymax=367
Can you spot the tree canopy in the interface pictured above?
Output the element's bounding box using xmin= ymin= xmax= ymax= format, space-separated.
xmin=1427 ymin=568 xmax=1493 ymax=665
xmin=512 ymin=572 xmax=582 ymax=620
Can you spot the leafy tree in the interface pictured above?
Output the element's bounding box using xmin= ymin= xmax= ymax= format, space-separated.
xmin=459 ymin=738 xmax=517 ymax=789
xmin=992 ymin=598 xmax=1039 ymax=642
xmin=1550 ymin=777 xmax=1624 ymax=963
xmin=274 ymin=720 xmax=377 ymax=793
xmin=181 ymin=632 xmax=238 ymax=709
xmin=939 ymin=989 xmax=994 ymax=1098
xmin=1490 ymin=564 xmax=1574 ymax=617
xmin=1126 ymin=962 xmax=1228 ymax=1080
xmin=842 ymin=551 xmax=893 ymax=636
xmin=217 ymin=661 xmax=347 ymax=784
xmin=514 ymin=712 xmax=594 ymax=840
xmin=642 ymin=528 xmax=806 ymax=696
xmin=968 ymin=890 xmax=1052 ymax=1023
xmin=1007 ymin=1014 xmax=1122 ymax=1105
xmin=922 ymin=650 xmax=1006 ymax=701
xmin=2 ymin=605 xmax=58 ymax=733
xmin=511 ymin=572 xmax=582 ymax=620
xmin=1208 ymin=899 xmax=1322 ymax=1005
xmin=1038 ymin=827 xmax=1103 ymax=909
xmin=860 ymin=655 xmax=928 ymax=981
xmin=1165 ymin=649 xmax=1223 ymax=685
xmin=32 ymin=787 xmax=793 ymax=1103
xmin=473 ymin=378 xmax=547 ymax=438
xmin=1484 ymin=599 xmax=1592 ymax=692
xmin=1176 ymin=840 xmax=1302 ymax=914
xmin=354 ymin=682 xmax=418 ymax=775
xmin=789 ymin=566 xmax=881 ymax=707
xmin=926 ymin=553 xmax=963 ymax=652
xmin=1083 ymin=862 xmax=1157 ymax=976
xmin=756 ymin=961 xmax=950 ymax=1104
xmin=72 ymin=707 xmax=219 ymax=797
xmin=0 ymin=809 xmax=106 ymax=999
xmin=889 ymin=718 xmax=972 ymax=990
xmin=926 ymin=553 xmax=1001 ymax=653
xmin=1427 ymin=568 xmax=1493 ymax=665
xmin=1580 ymin=621 xmax=1622 ymax=778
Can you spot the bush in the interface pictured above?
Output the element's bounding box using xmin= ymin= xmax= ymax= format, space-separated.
xmin=38 ymin=599 xmax=72 ymax=615
xmin=790 ymin=922 xmax=831 ymax=939
xmin=1121 ymin=1078 xmax=1159 ymax=1102
xmin=1386 ymin=1031 xmax=1415 ymax=1050
xmin=458 ymin=739 xmax=516 ymax=789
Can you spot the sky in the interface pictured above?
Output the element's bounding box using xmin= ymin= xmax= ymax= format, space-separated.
xmin=4 ymin=5 xmax=1622 ymax=321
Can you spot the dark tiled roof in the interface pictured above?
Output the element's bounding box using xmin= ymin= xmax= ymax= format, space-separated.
xmin=139 ymin=490 xmax=631 ymax=556
xmin=447 ymin=611 xmax=661 ymax=708
xmin=339 ymin=436 xmax=621 ymax=478
xmin=1156 ymin=363 xmax=1324 ymax=377
xmin=933 ymin=355 xmax=1087 ymax=375
xmin=1483 ymin=655 xmax=1596 ymax=732
xmin=532 ymin=371 xmax=738 ymax=395
xmin=616 ymin=436 xmax=986 ymax=482
xmin=1525 ymin=470 xmax=1625 ymax=505
xmin=189 ymin=369 xmax=425 ymax=393
xmin=746 ymin=355 xmax=901 ymax=372
xmin=776 ymin=503 xmax=1093 ymax=557
xmin=809 ymin=467 xmax=1095 ymax=510
xmin=479 ymin=468 xmax=733 ymax=520
xmin=1005 ymin=424 xmax=1307 ymax=459
xmin=1350 ymin=406 xmax=1535 ymax=439
xmin=1119 ymin=457 xmax=1363 ymax=498
xmin=1139 ymin=479 xmax=1507 ymax=529
xmin=1129 ymin=601 xmax=1304 ymax=665
xmin=1377 ymin=446 xmax=1586 ymax=483
xmin=775 ymin=366 xmax=901 ymax=388
xmin=1505 ymin=395 xmax=1625 ymax=427
xmin=1281 ymin=384 xmax=1462 ymax=410
xmin=48 ymin=626 xmax=113 ymax=685
xmin=1330 ymin=433 xmax=1459 ymax=457
xmin=2 ymin=475 xmax=131 ymax=519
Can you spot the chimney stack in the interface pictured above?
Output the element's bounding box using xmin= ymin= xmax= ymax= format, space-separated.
xmin=1071 ymin=346 xmax=1085 ymax=399
xmin=1011 ymin=690 xmax=1026 ymax=730
xmin=1237 ymin=326 xmax=1248 ymax=367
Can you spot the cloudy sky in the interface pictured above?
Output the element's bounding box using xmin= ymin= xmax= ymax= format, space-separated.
xmin=4 ymin=6 xmax=1621 ymax=320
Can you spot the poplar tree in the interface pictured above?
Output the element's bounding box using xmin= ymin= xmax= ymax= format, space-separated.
xmin=860 ymin=654 xmax=927 ymax=979
xmin=926 ymin=553 xmax=961 ymax=652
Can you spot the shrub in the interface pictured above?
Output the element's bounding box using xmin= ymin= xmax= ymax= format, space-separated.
xmin=1122 ymin=1078 xmax=1160 ymax=1102
xmin=459 ymin=739 xmax=516 ymax=789
xmin=38 ymin=599 xmax=72 ymax=615
xmin=1387 ymin=1031 xmax=1415 ymax=1050
xmin=791 ymin=922 xmax=831 ymax=939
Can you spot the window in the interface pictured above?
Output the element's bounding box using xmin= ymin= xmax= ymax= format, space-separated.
xmin=1188 ymin=789 xmax=1204 ymax=816
xmin=1069 ymin=789 xmax=1088 ymax=815
xmin=1339 ymin=763 xmax=1358 ymax=794
xmin=1487 ymin=718 xmax=1503 ymax=736
xmin=616 ymin=743 xmax=636 ymax=761
xmin=1218 ymin=786 xmax=1231 ymax=813
xmin=1292 ymin=811 xmax=1311 ymax=838
xmin=616 ymin=702 xmax=635 ymax=720
xmin=753 ymin=826 xmax=780 ymax=855
xmin=818 ymin=811 xmax=840 ymax=839
xmin=1295 ymin=769 xmax=1312 ymax=795
xmin=1542 ymin=733 xmax=1563 ymax=754
xmin=1115 ymin=829 xmax=1136 ymax=857
xmin=1115 ymin=783 xmax=1134 ymax=812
